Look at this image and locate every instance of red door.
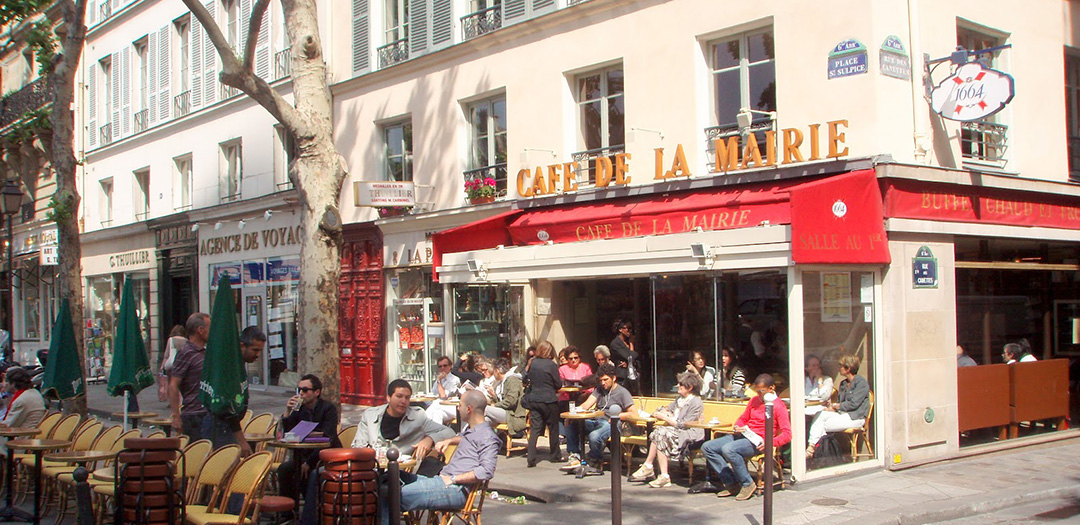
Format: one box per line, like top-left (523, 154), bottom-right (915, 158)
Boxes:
top-left (339, 226), bottom-right (385, 406)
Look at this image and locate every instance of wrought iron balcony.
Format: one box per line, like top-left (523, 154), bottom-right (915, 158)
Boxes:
top-left (462, 5), bottom-right (502, 40)
top-left (463, 164), bottom-right (508, 200)
top-left (274, 49), bottom-right (291, 80)
top-left (571, 145), bottom-right (625, 187)
top-left (133, 108), bottom-right (149, 133)
top-left (568, 0), bottom-right (589, 5)
top-left (378, 38), bottom-right (409, 69)
top-left (704, 118), bottom-right (775, 173)
top-left (135, 211), bottom-right (149, 221)
top-left (220, 83), bottom-right (239, 100)
top-left (98, 123), bottom-right (112, 145)
top-left (0, 77), bottom-right (52, 130)
top-left (961, 120), bottom-right (1008, 163)
top-left (174, 90), bottom-right (191, 118)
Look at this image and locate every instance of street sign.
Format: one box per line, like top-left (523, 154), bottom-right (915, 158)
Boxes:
top-left (41, 246), bottom-right (58, 266)
top-left (912, 246), bottom-right (938, 288)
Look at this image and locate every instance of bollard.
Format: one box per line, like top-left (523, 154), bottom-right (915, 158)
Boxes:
top-left (387, 448), bottom-right (401, 525)
top-left (763, 393), bottom-right (776, 525)
top-left (73, 466), bottom-right (94, 525)
top-left (611, 416), bottom-right (622, 525)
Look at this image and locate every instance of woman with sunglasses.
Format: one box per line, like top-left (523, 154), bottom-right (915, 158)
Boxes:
top-left (279, 374), bottom-right (341, 505)
top-left (558, 346), bottom-right (594, 402)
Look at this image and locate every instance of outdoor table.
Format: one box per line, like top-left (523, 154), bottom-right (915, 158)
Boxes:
top-left (0, 427), bottom-right (40, 522)
top-left (8, 439), bottom-right (70, 525)
top-left (560, 410), bottom-right (604, 478)
top-left (91, 468), bottom-right (115, 483)
top-left (683, 420), bottom-right (734, 440)
top-left (557, 386), bottom-right (581, 394)
top-left (143, 417), bottom-right (174, 436)
top-left (44, 450), bottom-right (117, 468)
top-left (268, 440), bottom-right (332, 514)
top-left (410, 395), bottom-right (438, 405)
top-left (111, 411), bottom-right (159, 430)
top-left (441, 399), bottom-right (462, 432)
top-left (378, 456), bottom-right (418, 471)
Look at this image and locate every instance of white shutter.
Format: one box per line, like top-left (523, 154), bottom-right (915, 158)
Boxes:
top-left (88, 62), bottom-right (98, 148)
top-left (191, 14), bottom-right (203, 108)
top-left (530, 0), bottom-right (555, 16)
top-left (148, 30), bottom-right (158, 124)
top-left (121, 46), bottom-right (131, 136)
top-left (239, 0), bottom-right (252, 58)
top-left (502, 0), bottom-right (525, 24)
top-left (157, 25), bottom-right (170, 121)
top-left (87, 0), bottom-right (96, 26)
top-left (111, 52), bottom-right (121, 138)
top-left (254, 3), bottom-right (270, 79)
top-left (203, 1), bottom-right (217, 106)
top-left (351, 0), bottom-right (370, 75)
top-left (431, 0), bottom-right (452, 50)
top-left (408, 0), bottom-right (428, 57)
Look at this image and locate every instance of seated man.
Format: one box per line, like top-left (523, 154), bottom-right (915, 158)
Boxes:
top-left (426, 357), bottom-right (492, 425)
top-left (699, 373), bottom-right (791, 501)
top-left (560, 363), bottom-right (634, 476)
top-left (380, 390), bottom-right (500, 525)
top-left (483, 358), bottom-right (527, 436)
top-left (278, 374), bottom-right (341, 504)
top-left (432, 356), bottom-right (461, 399)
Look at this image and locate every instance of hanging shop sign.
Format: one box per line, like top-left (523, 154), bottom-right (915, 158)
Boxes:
top-left (883, 179), bottom-right (1080, 230)
top-left (353, 181), bottom-right (416, 207)
top-left (930, 62), bottom-right (1015, 121)
top-left (515, 120), bottom-right (851, 197)
top-left (828, 39), bottom-right (868, 79)
top-left (40, 246), bottom-right (58, 266)
top-left (879, 35), bottom-right (911, 80)
top-left (912, 246), bottom-right (938, 289)
top-left (14, 228), bottom-right (57, 255)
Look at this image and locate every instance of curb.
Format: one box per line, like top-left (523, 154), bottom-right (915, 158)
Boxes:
top-left (843, 482), bottom-right (1080, 525)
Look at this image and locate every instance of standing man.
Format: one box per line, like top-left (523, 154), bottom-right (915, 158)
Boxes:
top-left (169, 313), bottom-right (210, 438)
top-left (278, 374), bottom-right (340, 506)
top-left (560, 363), bottom-right (634, 476)
top-left (203, 325), bottom-right (266, 455)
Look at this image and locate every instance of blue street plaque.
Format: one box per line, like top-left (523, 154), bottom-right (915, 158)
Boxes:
top-left (913, 246), bottom-right (938, 288)
top-left (828, 39), bottom-right (868, 79)
top-left (879, 35), bottom-right (911, 80)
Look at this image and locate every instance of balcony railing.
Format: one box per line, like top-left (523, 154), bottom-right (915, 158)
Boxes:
top-left (463, 164), bottom-right (508, 200)
top-left (220, 84), bottom-right (239, 100)
top-left (135, 211), bottom-right (149, 221)
top-left (378, 38), bottom-right (409, 69)
top-left (99, 1), bottom-right (112, 21)
top-left (133, 108), bottom-right (149, 133)
top-left (462, 5), bottom-right (502, 40)
top-left (961, 120), bottom-right (1008, 164)
top-left (571, 145), bottom-right (625, 187)
top-left (567, 0), bottom-right (589, 5)
top-left (0, 76), bottom-right (52, 129)
top-left (98, 123), bottom-right (112, 145)
top-left (704, 117), bottom-right (775, 173)
top-left (174, 90), bottom-right (191, 118)
top-left (274, 49), bottom-right (291, 80)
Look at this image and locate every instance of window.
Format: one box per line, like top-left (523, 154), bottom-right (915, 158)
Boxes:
top-left (383, 120), bottom-right (413, 182)
top-left (957, 25), bottom-right (1007, 164)
top-left (134, 169), bottom-right (150, 220)
top-left (711, 29), bottom-right (775, 127)
top-left (225, 0), bottom-right (239, 49)
top-left (100, 178), bottom-right (114, 227)
top-left (175, 17), bottom-right (191, 116)
top-left (573, 65), bottom-right (624, 185)
top-left (134, 38), bottom-right (150, 132)
top-left (462, 0), bottom-right (502, 40)
top-left (465, 96), bottom-right (507, 197)
top-left (385, 0), bottom-right (408, 43)
top-left (220, 140), bottom-right (243, 201)
top-left (174, 155), bottom-right (192, 210)
top-left (273, 125), bottom-right (296, 190)
top-left (1067, 53), bottom-right (1080, 181)
top-left (100, 57), bottom-right (113, 144)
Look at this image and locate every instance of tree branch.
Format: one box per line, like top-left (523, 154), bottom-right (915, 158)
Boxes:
top-left (242, 0), bottom-right (269, 73)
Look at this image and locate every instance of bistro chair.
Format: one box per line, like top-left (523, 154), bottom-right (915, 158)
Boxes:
top-left (243, 413), bottom-right (275, 435)
top-left (50, 424), bottom-right (123, 521)
top-left (751, 447), bottom-right (785, 495)
top-left (840, 390), bottom-right (874, 462)
top-left (184, 451), bottom-right (273, 525)
top-left (337, 424), bottom-right (358, 448)
top-left (239, 410), bottom-right (254, 430)
top-left (185, 445), bottom-right (241, 506)
top-left (145, 430), bottom-right (167, 439)
top-left (33, 411), bottom-right (63, 439)
top-left (424, 480), bottom-right (490, 525)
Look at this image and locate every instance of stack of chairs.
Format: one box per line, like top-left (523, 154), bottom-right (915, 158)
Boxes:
top-left (116, 437), bottom-right (185, 524)
top-left (318, 448), bottom-right (378, 525)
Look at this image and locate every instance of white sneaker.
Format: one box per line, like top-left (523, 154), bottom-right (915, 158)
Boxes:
top-left (559, 454), bottom-right (582, 472)
top-left (629, 464), bottom-right (654, 482)
top-left (648, 474), bottom-right (671, 488)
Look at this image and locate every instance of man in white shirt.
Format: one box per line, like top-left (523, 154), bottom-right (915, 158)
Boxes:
top-left (432, 356), bottom-right (461, 399)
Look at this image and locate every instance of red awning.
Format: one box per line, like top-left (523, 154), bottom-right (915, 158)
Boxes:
top-left (789, 169), bottom-right (891, 264)
top-left (883, 178), bottom-right (1080, 230)
top-left (431, 210), bottom-right (521, 281)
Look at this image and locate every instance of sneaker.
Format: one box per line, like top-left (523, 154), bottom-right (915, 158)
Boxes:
top-left (629, 464), bottom-right (654, 482)
top-left (687, 481), bottom-right (721, 494)
top-left (582, 462), bottom-right (604, 476)
top-left (735, 484), bottom-right (757, 501)
top-left (648, 474), bottom-right (671, 488)
top-left (559, 454), bottom-right (582, 472)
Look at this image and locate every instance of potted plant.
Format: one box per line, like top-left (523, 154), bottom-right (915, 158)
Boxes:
top-left (465, 177), bottom-right (497, 205)
top-left (378, 206), bottom-right (412, 218)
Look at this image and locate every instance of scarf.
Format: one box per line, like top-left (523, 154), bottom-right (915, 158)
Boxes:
top-left (3, 388), bottom-right (27, 423)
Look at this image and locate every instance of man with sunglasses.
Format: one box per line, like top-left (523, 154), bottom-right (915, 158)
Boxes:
top-left (433, 356), bottom-right (461, 400)
top-left (279, 374), bottom-right (341, 506)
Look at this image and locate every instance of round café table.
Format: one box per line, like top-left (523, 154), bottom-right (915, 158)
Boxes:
top-left (91, 468), bottom-right (115, 483)
top-left (8, 439), bottom-right (71, 525)
top-left (143, 417), bottom-right (175, 437)
top-left (0, 427), bottom-right (40, 522)
top-left (111, 412), bottom-right (159, 431)
top-left (410, 395), bottom-right (438, 406)
top-left (560, 410), bottom-right (604, 478)
top-left (268, 440), bottom-right (332, 514)
top-left (244, 433), bottom-right (275, 451)
top-left (684, 420), bottom-right (734, 440)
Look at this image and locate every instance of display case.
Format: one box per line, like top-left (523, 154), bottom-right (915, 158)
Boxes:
top-left (394, 297), bottom-right (444, 394)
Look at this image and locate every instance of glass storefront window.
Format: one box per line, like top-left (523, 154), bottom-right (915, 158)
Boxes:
top-left (452, 284), bottom-right (525, 363)
top-left (391, 268), bottom-right (443, 394)
top-left (652, 275), bottom-right (717, 396)
top-left (86, 272), bottom-right (152, 380)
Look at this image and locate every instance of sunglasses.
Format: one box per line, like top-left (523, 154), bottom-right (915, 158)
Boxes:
top-left (568, 356), bottom-right (580, 361)
top-left (296, 387), bottom-right (314, 394)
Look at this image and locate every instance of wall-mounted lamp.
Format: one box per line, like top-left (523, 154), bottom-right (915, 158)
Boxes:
top-left (237, 220), bottom-right (246, 230)
top-left (214, 222), bottom-right (223, 231)
top-left (264, 210), bottom-right (274, 221)
top-left (690, 242), bottom-right (714, 267)
top-left (191, 223), bottom-right (200, 232)
top-left (467, 259), bottom-right (487, 280)
top-left (736, 107), bottom-right (777, 131)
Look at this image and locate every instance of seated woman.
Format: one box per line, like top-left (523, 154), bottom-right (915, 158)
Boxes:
top-left (719, 347), bottom-right (747, 397)
top-left (806, 354), bottom-right (870, 458)
top-left (685, 350), bottom-right (717, 398)
top-left (558, 346), bottom-right (593, 402)
top-left (0, 367), bottom-right (46, 428)
top-left (628, 372), bottom-right (704, 487)
top-left (804, 354), bottom-right (834, 417)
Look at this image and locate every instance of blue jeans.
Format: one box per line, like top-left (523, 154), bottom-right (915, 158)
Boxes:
top-left (380, 472), bottom-right (467, 525)
top-left (201, 415), bottom-right (242, 513)
top-left (562, 418), bottom-right (610, 460)
top-left (701, 434), bottom-right (757, 487)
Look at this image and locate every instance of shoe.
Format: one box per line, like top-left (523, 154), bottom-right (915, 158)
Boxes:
top-left (806, 444), bottom-right (816, 458)
top-left (629, 464), bottom-right (654, 482)
top-left (687, 481), bottom-right (721, 494)
top-left (582, 462), bottom-right (604, 477)
top-left (735, 484), bottom-right (756, 501)
top-left (527, 458), bottom-right (538, 468)
top-left (549, 454), bottom-right (564, 463)
top-left (648, 474), bottom-right (671, 488)
top-left (716, 484), bottom-right (739, 497)
top-left (559, 454), bottom-right (582, 472)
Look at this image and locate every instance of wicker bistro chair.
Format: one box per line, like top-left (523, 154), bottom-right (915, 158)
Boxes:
top-left (750, 447), bottom-right (785, 495)
top-left (177, 439), bottom-right (214, 487)
top-left (239, 410), bottom-right (254, 431)
top-left (89, 429), bottom-right (141, 525)
top-left (145, 430), bottom-right (168, 439)
top-left (337, 425), bottom-right (359, 449)
top-left (838, 391), bottom-right (874, 463)
top-left (33, 420), bottom-right (101, 512)
top-left (48, 424), bottom-right (122, 520)
top-left (185, 445), bottom-right (242, 506)
top-left (244, 414), bottom-right (275, 435)
top-left (33, 411), bottom-right (63, 439)
top-left (184, 451), bottom-right (273, 525)
top-left (424, 480), bottom-right (490, 525)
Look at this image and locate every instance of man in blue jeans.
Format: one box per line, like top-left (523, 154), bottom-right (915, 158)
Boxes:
top-left (559, 363), bottom-right (634, 476)
top-left (700, 374), bottom-right (790, 501)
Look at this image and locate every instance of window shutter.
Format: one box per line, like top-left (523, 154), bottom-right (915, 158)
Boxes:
top-left (502, 0), bottom-right (525, 24)
top-left (530, 0), bottom-right (555, 16)
top-left (239, 0), bottom-right (252, 59)
top-left (203, 1), bottom-right (217, 106)
top-left (255, 3), bottom-right (270, 79)
top-left (87, 0), bottom-right (96, 26)
top-left (351, 0), bottom-right (369, 75)
top-left (88, 62), bottom-right (98, 148)
top-left (111, 52), bottom-right (121, 138)
top-left (148, 30), bottom-right (158, 124)
top-left (157, 25), bottom-right (170, 121)
top-left (431, 0), bottom-right (452, 49)
top-left (121, 46), bottom-right (131, 136)
top-left (409, 0), bottom-right (429, 57)
top-left (219, 147), bottom-right (229, 200)
top-left (191, 14), bottom-right (204, 108)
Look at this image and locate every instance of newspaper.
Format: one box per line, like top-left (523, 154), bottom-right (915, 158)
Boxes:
top-left (741, 428), bottom-right (764, 447)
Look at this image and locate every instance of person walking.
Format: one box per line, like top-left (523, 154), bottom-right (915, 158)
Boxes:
top-left (168, 313), bottom-right (210, 438)
top-left (523, 341), bottom-right (562, 467)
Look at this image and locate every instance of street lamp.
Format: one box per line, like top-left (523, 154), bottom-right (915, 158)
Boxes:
top-left (0, 180), bottom-right (24, 363)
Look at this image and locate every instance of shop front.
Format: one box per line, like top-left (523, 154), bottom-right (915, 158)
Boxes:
top-left (151, 219), bottom-right (200, 368)
top-left (82, 232), bottom-right (157, 381)
top-left (198, 210), bottom-right (302, 390)
top-left (9, 226), bottom-right (59, 365)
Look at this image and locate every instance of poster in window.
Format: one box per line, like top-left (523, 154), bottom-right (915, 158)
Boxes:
top-left (1053, 300), bottom-right (1080, 356)
top-left (821, 272), bottom-right (852, 323)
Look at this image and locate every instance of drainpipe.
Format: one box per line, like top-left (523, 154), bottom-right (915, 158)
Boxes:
top-left (908, 0), bottom-right (932, 163)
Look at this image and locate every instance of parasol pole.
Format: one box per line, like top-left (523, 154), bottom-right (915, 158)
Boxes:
top-left (123, 390), bottom-right (130, 431)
